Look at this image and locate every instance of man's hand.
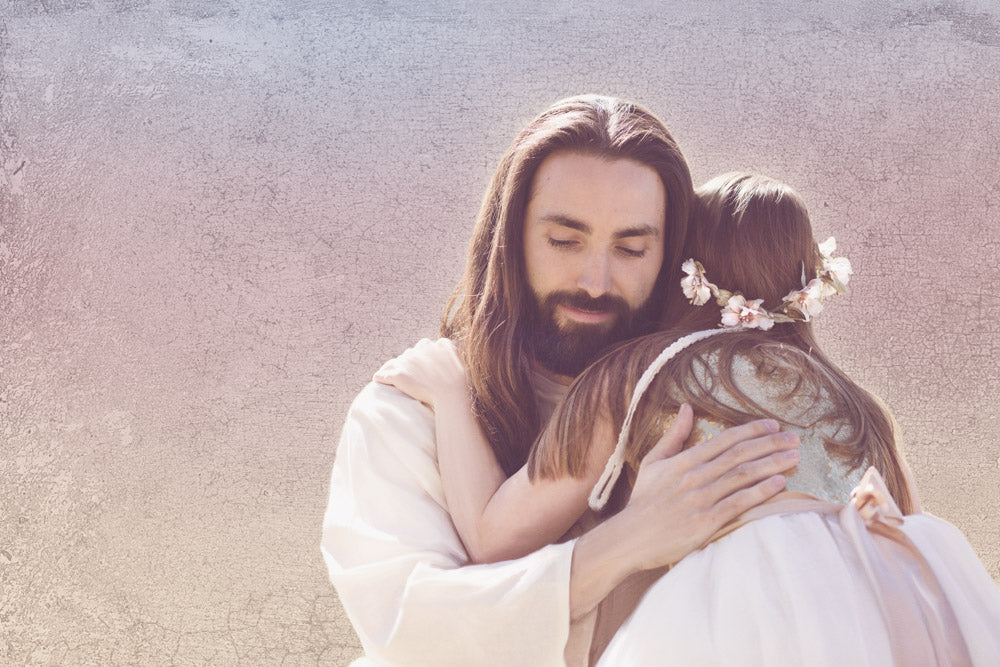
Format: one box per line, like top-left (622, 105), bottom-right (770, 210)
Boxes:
top-left (570, 405), bottom-right (799, 618)
top-left (373, 338), bottom-right (468, 408)
top-left (623, 403), bottom-right (799, 570)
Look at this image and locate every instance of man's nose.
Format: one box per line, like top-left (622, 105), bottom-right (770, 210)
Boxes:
top-left (577, 251), bottom-right (612, 298)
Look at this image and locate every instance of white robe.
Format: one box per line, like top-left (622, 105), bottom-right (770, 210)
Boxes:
top-left (322, 380), bottom-right (581, 666)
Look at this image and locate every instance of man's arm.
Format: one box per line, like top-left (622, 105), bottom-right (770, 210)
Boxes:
top-left (322, 382), bottom-right (576, 666)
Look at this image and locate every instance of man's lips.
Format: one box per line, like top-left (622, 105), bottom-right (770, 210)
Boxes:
top-left (557, 303), bottom-right (615, 324)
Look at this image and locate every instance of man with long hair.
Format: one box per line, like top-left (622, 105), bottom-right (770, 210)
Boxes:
top-left (322, 96), bottom-right (799, 665)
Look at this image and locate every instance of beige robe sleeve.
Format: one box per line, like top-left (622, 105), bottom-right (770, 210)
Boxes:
top-left (322, 382), bottom-right (576, 666)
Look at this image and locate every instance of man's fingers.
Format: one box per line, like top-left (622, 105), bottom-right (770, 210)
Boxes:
top-left (683, 418), bottom-right (783, 465)
top-left (708, 430), bottom-right (800, 470)
top-left (709, 474), bottom-right (788, 527)
top-left (641, 403), bottom-right (694, 464)
top-left (704, 447), bottom-right (800, 502)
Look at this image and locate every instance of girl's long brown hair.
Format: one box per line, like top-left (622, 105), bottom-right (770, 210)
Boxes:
top-left (528, 173), bottom-right (914, 514)
top-left (441, 95), bottom-right (693, 476)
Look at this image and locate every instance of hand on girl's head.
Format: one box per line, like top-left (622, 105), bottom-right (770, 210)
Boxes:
top-left (641, 403), bottom-right (695, 464)
top-left (618, 413), bottom-right (799, 569)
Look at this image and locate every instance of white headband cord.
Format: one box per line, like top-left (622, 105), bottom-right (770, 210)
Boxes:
top-left (587, 328), bottom-right (734, 511)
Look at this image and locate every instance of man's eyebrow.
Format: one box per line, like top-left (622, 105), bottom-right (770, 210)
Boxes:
top-left (538, 215), bottom-right (661, 240)
top-left (539, 214), bottom-right (591, 233)
top-left (613, 224), bottom-right (661, 240)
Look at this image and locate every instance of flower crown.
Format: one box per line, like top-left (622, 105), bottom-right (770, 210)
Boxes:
top-left (680, 237), bottom-right (853, 330)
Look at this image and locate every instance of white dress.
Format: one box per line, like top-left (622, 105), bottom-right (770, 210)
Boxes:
top-left (598, 479), bottom-right (1000, 666)
top-left (593, 333), bottom-right (1000, 666)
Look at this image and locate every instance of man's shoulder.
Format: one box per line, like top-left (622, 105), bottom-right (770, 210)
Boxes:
top-left (338, 380), bottom-right (443, 501)
top-left (353, 337), bottom-right (456, 399)
top-left (385, 337), bottom-right (460, 364)
top-left (347, 380), bottom-right (430, 429)
top-left (340, 336), bottom-right (462, 448)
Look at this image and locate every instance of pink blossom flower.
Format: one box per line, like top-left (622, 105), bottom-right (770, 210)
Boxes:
top-left (783, 278), bottom-right (826, 321)
top-left (720, 295), bottom-right (774, 330)
top-left (681, 259), bottom-right (715, 306)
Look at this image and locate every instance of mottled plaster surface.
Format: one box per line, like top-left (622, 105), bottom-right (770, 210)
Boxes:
top-left (1, 0), bottom-right (998, 664)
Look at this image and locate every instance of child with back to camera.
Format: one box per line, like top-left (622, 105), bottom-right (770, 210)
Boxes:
top-left (377, 172), bottom-right (1000, 665)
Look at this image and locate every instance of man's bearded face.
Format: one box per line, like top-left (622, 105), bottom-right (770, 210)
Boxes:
top-left (520, 151), bottom-right (668, 377)
top-left (527, 288), bottom-right (658, 377)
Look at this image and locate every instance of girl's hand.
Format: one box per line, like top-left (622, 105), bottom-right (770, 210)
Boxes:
top-left (373, 338), bottom-right (468, 408)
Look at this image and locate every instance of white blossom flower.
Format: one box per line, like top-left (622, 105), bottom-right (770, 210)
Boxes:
top-left (684, 243), bottom-right (852, 329)
top-left (783, 278), bottom-right (825, 321)
top-left (817, 236), bottom-right (838, 259)
top-left (720, 295), bottom-right (774, 330)
top-left (824, 256), bottom-right (853, 287)
top-left (818, 236), bottom-right (853, 293)
top-left (681, 259), bottom-right (715, 306)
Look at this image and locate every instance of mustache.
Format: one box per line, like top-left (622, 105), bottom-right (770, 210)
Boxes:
top-left (549, 290), bottom-right (630, 315)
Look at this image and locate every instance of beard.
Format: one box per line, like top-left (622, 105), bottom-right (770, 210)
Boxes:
top-left (527, 289), bottom-right (659, 377)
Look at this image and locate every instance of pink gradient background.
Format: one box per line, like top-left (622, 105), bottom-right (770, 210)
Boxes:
top-left (3, 1), bottom-right (999, 663)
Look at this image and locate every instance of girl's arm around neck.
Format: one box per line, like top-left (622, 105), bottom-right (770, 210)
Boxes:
top-left (433, 394), bottom-right (613, 564)
top-left (373, 337), bottom-right (610, 564)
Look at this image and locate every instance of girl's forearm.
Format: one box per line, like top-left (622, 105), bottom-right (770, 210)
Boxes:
top-left (434, 395), bottom-right (597, 563)
top-left (433, 396), bottom-right (507, 559)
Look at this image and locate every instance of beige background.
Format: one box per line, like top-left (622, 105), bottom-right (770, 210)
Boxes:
top-left (2, 0), bottom-right (999, 664)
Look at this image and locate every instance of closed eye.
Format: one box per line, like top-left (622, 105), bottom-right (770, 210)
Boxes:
top-left (547, 238), bottom-right (577, 250)
top-left (617, 246), bottom-right (646, 258)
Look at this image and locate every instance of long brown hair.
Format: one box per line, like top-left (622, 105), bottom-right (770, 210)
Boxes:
top-left (441, 95), bottom-right (694, 476)
top-left (529, 173), bottom-right (914, 513)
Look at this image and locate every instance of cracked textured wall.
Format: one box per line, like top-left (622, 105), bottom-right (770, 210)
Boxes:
top-left (2, 0), bottom-right (999, 664)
